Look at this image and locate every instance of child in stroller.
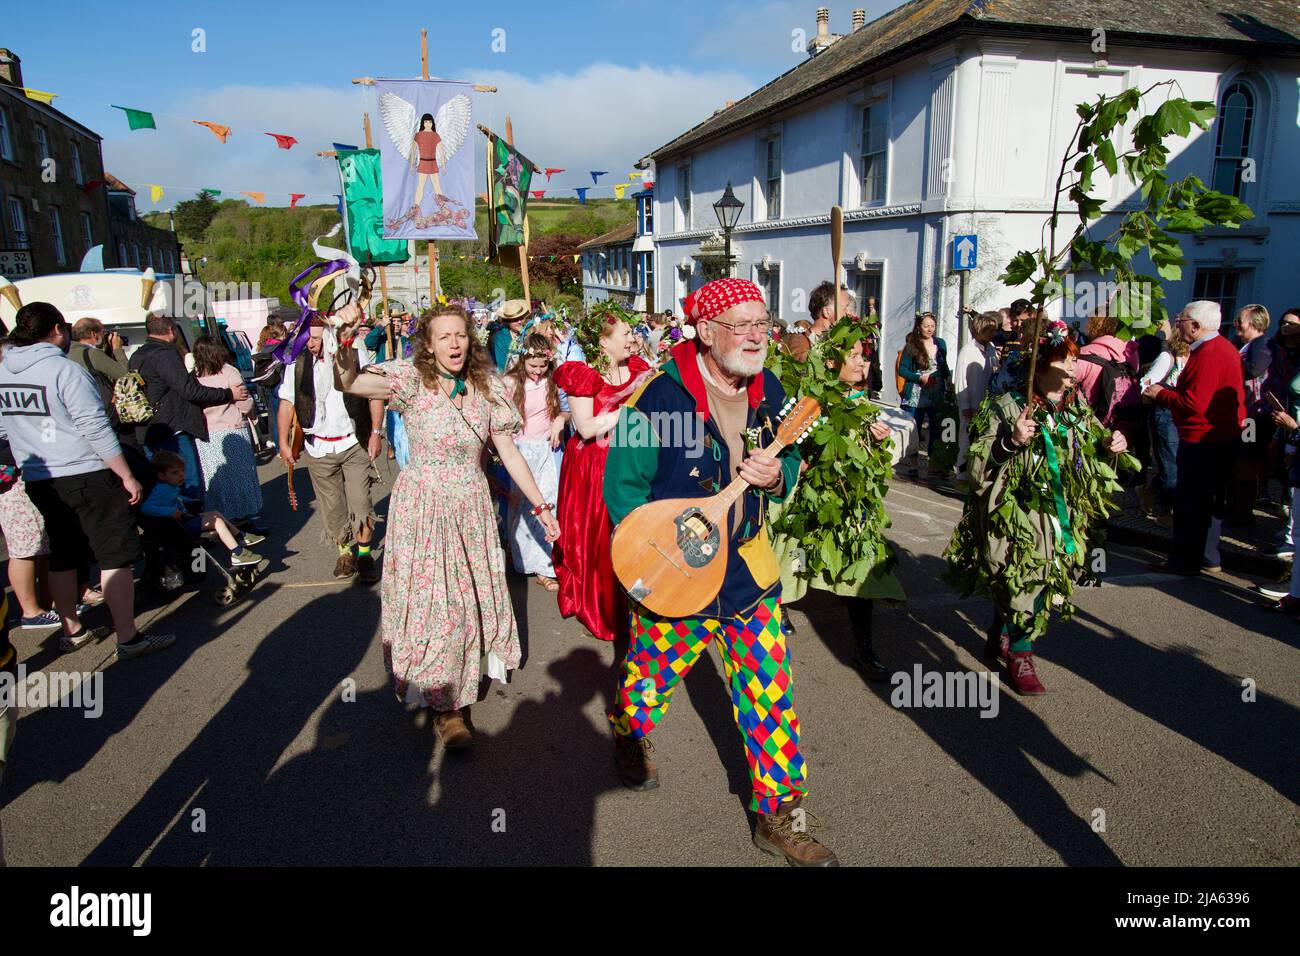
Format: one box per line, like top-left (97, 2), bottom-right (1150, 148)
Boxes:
top-left (141, 451), bottom-right (264, 565)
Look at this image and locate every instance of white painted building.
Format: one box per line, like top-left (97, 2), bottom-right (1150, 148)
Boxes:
top-left (644, 0), bottom-right (1300, 402)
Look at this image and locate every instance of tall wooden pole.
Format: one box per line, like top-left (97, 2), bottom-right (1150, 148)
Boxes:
top-left (421, 28), bottom-right (438, 311)
top-left (505, 115), bottom-right (531, 303)
top-left (362, 112), bottom-right (396, 358)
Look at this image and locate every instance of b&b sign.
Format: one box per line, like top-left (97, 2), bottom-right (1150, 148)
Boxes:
top-left (0, 250), bottom-right (33, 281)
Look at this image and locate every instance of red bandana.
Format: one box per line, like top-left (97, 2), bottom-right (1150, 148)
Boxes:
top-left (681, 278), bottom-right (766, 326)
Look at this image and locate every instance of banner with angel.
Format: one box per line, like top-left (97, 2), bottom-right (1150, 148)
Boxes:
top-left (376, 79), bottom-right (476, 240)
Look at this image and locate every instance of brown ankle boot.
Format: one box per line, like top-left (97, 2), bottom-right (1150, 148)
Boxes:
top-left (753, 796), bottom-right (839, 867)
top-left (433, 709), bottom-right (474, 749)
top-left (613, 733), bottom-right (659, 791)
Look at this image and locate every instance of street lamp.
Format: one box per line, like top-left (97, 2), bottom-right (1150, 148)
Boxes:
top-left (713, 182), bottom-right (744, 278)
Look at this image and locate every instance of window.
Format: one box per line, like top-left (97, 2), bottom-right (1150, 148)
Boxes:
top-left (117, 241), bottom-right (127, 267)
top-left (80, 212), bottom-right (93, 249)
top-left (71, 141), bottom-right (84, 186)
top-left (165, 249), bottom-right (174, 272)
top-left (0, 107), bottom-right (13, 161)
top-left (764, 136), bottom-right (782, 219)
top-left (50, 206), bottom-right (66, 266)
top-left (854, 270), bottom-right (882, 321)
top-left (35, 126), bottom-right (50, 164)
top-left (861, 102), bottom-right (888, 204)
top-left (146, 246), bottom-right (154, 269)
top-left (759, 265), bottom-right (781, 320)
top-left (678, 163), bottom-right (692, 230)
top-left (6, 197), bottom-right (28, 246)
top-left (131, 244), bottom-right (140, 267)
top-left (644, 197), bottom-right (654, 234)
top-left (1193, 268), bottom-right (1243, 332)
top-left (1212, 81), bottom-right (1255, 199)
top-left (643, 252), bottom-right (654, 300)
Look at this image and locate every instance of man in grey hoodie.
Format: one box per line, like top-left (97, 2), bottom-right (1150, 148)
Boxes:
top-left (0, 302), bottom-right (174, 661)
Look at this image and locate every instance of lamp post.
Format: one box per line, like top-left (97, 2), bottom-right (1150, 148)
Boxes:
top-left (713, 181), bottom-right (744, 278)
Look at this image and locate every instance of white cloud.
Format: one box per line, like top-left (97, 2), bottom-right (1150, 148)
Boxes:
top-left (102, 63), bottom-right (756, 210)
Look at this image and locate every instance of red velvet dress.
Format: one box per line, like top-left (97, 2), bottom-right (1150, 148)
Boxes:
top-left (552, 356), bottom-right (652, 641)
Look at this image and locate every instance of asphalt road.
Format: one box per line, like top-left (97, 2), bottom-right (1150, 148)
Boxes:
top-left (2, 455), bottom-right (1296, 866)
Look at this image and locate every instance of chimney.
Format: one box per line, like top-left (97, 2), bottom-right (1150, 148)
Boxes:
top-left (852, 8), bottom-right (866, 31)
top-left (816, 7), bottom-right (830, 38)
top-left (0, 49), bottom-right (22, 89)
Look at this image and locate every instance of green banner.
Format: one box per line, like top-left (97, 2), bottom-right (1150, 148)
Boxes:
top-left (488, 135), bottom-right (534, 257)
top-left (336, 149), bottom-right (409, 266)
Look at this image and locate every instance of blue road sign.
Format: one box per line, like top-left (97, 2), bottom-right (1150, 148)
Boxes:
top-left (952, 235), bottom-right (978, 271)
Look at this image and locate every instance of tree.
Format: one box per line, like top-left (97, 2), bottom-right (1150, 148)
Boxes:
top-left (173, 192), bottom-right (220, 242)
top-left (526, 233), bottom-right (583, 290)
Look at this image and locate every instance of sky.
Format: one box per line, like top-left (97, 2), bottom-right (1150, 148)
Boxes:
top-left (5, 0), bottom-right (897, 212)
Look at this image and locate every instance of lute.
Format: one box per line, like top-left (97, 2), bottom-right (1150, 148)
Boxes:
top-left (611, 396), bottom-right (822, 618)
top-left (286, 410), bottom-right (305, 511)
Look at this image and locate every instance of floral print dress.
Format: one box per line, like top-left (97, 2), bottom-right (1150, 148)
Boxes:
top-left (376, 361), bottom-right (522, 711)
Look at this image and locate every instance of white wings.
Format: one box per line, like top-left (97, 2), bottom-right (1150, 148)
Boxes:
top-left (378, 91), bottom-right (418, 162)
top-left (434, 93), bottom-right (472, 166)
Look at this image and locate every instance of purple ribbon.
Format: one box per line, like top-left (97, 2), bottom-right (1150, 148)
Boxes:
top-left (272, 259), bottom-right (351, 365)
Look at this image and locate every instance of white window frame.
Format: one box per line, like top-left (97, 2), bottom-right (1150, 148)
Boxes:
top-left (851, 86), bottom-right (891, 207)
top-left (1211, 79), bottom-right (1258, 202)
top-left (753, 260), bottom-right (782, 321)
top-left (35, 125), bottom-right (50, 164)
top-left (71, 141), bottom-right (84, 185)
top-left (677, 162), bottom-right (692, 231)
top-left (644, 195), bottom-right (654, 234)
top-left (6, 196), bottom-right (28, 246)
top-left (758, 133), bottom-right (783, 221)
top-left (80, 211), bottom-right (93, 249)
top-left (50, 206), bottom-right (66, 266)
top-left (0, 107), bottom-right (13, 162)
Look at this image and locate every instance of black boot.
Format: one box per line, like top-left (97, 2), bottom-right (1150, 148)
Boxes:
top-left (847, 597), bottom-right (888, 681)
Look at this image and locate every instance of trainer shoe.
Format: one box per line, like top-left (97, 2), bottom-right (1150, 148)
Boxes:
top-left (1007, 651), bottom-right (1047, 696)
top-left (1255, 584), bottom-right (1290, 600)
top-left (18, 610), bottom-right (61, 631)
top-left (116, 633), bottom-right (177, 661)
top-left (60, 625), bottom-right (111, 652)
top-left (1273, 548), bottom-right (1295, 560)
top-left (241, 533), bottom-right (267, 548)
top-left (231, 550), bottom-right (262, 568)
top-left (614, 733), bottom-right (659, 791)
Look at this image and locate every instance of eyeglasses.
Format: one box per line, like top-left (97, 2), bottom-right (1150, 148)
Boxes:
top-left (709, 318), bottom-right (774, 336)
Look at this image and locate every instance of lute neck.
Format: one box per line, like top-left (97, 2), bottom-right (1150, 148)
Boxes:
top-left (701, 436), bottom-right (788, 523)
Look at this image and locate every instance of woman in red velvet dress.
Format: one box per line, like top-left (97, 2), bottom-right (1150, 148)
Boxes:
top-left (553, 306), bottom-right (652, 641)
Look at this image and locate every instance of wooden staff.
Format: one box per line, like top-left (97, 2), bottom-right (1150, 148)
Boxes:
top-left (421, 28), bottom-right (439, 310)
top-left (506, 116), bottom-right (531, 303)
top-left (831, 206), bottom-right (843, 324)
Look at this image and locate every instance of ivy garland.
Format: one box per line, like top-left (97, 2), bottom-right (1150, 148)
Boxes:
top-left (943, 391), bottom-right (1140, 639)
top-left (767, 319), bottom-right (898, 586)
top-left (576, 300), bottom-right (636, 374)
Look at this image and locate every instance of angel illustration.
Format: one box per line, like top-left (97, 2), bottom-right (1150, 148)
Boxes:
top-left (379, 91), bottom-right (472, 218)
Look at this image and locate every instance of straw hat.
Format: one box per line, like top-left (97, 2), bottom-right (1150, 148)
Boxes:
top-left (499, 299), bottom-right (531, 322)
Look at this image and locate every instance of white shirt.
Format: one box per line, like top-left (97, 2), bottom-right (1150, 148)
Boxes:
top-left (955, 338), bottom-right (997, 413)
top-left (1189, 330), bottom-right (1219, 352)
top-left (278, 356), bottom-right (359, 458)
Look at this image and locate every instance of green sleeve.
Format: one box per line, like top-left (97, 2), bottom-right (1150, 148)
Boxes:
top-left (767, 442), bottom-right (802, 504)
top-left (603, 407), bottom-right (661, 526)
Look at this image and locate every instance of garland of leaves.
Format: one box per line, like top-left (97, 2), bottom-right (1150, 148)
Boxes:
top-left (575, 300), bottom-right (635, 374)
top-left (943, 391), bottom-right (1139, 639)
top-left (767, 318), bottom-right (897, 585)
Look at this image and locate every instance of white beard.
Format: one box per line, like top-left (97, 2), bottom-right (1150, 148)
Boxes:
top-left (716, 342), bottom-right (766, 379)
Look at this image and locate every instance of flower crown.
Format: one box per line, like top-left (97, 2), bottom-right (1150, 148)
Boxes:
top-left (576, 301), bottom-right (636, 372)
top-left (1039, 319), bottom-right (1069, 348)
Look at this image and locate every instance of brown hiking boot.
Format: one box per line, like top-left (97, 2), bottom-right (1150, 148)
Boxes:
top-left (613, 733), bottom-right (659, 791)
top-left (1007, 651), bottom-right (1047, 696)
top-left (333, 552), bottom-right (357, 579)
top-left (356, 553), bottom-right (379, 584)
top-left (433, 709), bottom-right (474, 749)
top-left (753, 795), bottom-right (839, 867)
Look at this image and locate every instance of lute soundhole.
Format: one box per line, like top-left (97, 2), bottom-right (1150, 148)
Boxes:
top-left (674, 508), bottom-right (721, 569)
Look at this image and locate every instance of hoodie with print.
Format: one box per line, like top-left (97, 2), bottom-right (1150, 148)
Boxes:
top-left (0, 342), bottom-right (122, 480)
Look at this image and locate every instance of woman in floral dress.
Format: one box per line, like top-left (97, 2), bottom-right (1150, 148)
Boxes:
top-left (347, 305), bottom-right (559, 749)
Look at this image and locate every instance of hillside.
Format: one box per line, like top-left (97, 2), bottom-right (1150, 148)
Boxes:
top-left (146, 195), bottom-right (634, 311)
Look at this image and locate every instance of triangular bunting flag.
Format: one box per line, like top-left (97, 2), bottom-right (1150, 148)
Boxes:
top-left (544, 168), bottom-right (565, 182)
top-left (643, 181), bottom-right (655, 190)
top-left (613, 184), bottom-right (630, 199)
top-left (201, 188), bottom-right (222, 197)
top-left (590, 171), bottom-right (607, 184)
top-left (573, 255), bottom-right (580, 263)
top-left (575, 187), bottom-right (589, 204)
top-left (241, 191), bottom-right (265, 204)
top-left (147, 184), bottom-right (164, 203)
top-left (333, 143), bottom-right (358, 152)
top-left (530, 190), bottom-right (546, 199)
top-left (23, 88), bottom-right (58, 106)
top-left (335, 194), bottom-right (344, 217)
top-left (194, 121), bottom-right (232, 143)
top-left (112, 106), bottom-right (156, 131)
top-left (289, 193), bottom-right (307, 208)
top-left (266, 133), bottom-right (298, 150)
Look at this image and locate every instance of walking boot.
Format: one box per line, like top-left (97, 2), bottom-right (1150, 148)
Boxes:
top-left (983, 628), bottom-right (1010, 665)
top-left (1006, 651), bottom-right (1046, 695)
top-left (613, 733), bottom-right (659, 791)
top-left (753, 795), bottom-right (839, 867)
top-left (851, 633), bottom-right (889, 682)
top-left (333, 551), bottom-right (358, 579)
top-left (433, 709), bottom-right (474, 749)
top-left (356, 553), bottom-right (380, 585)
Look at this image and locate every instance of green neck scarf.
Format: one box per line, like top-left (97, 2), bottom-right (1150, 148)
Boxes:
top-left (439, 368), bottom-right (466, 399)
top-left (1038, 413), bottom-right (1077, 557)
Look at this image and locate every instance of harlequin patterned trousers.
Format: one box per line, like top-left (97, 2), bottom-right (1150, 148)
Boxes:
top-left (608, 598), bottom-right (807, 814)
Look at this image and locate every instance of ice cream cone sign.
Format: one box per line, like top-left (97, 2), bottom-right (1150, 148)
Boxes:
top-left (0, 276), bottom-right (20, 312)
top-left (140, 268), bottom-right (158, 310)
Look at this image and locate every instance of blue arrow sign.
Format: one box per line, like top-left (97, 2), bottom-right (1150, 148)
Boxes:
top-left (952, 234), bottom-right (977, 271)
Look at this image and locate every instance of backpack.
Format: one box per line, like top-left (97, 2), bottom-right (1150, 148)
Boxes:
top-left (77, 348), bottom-right (123, 429)
top-left (113, 371), bottom-right (154, 424)
top-left (1078, 353), bottom-right (1140, 427)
